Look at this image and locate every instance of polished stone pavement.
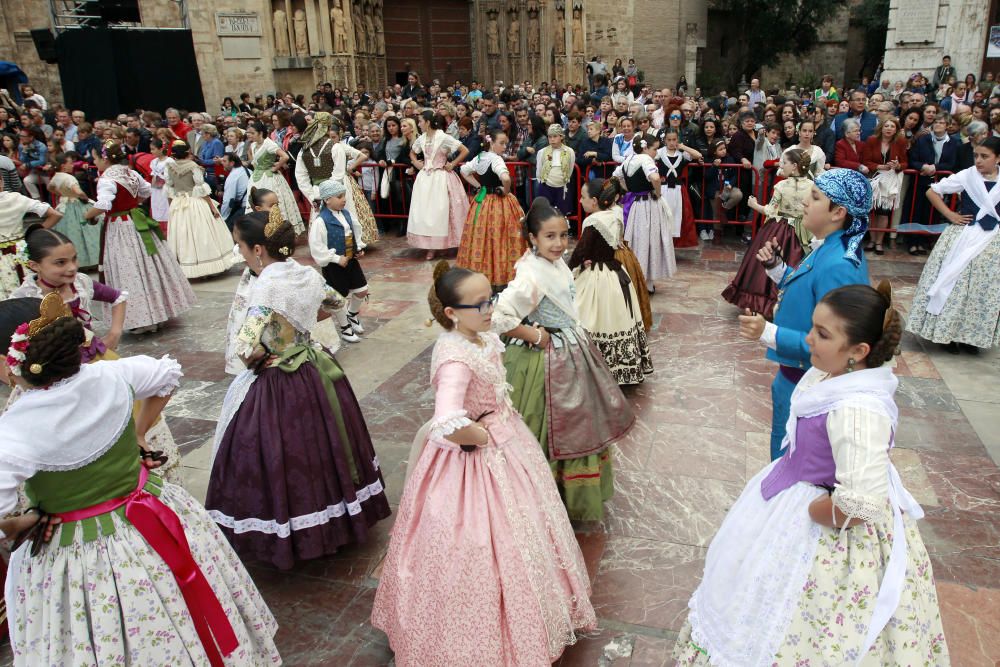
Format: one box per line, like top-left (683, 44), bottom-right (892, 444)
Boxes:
top-left (6, 236), bottom-right (1000, 666)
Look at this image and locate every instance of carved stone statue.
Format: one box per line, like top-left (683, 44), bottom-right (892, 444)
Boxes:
top-left (353, 2), bottom-right (364, 52)
top-left (527, 11), bottom-right (540, 54)
top-left (486, 14), bottom-right (501, 55)
top-left (293, 9), bottom-right (309, 55)
top-left (554, 9), bottom-right (565, 55)
top-left (507, 13), bottom-right (520, 55)
top-left (331, 0), bottom-right (348, 53)
top-left (374, 10), bottom-right (385, 56)
top-left (364, 6), bottom-right (376, 55)
top-left (273, 9), bottom-right (290, 57)
top-left (572, 7), bottom-right (583, 54)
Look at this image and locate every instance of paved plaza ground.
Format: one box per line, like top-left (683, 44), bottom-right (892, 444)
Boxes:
top-left (4, 236), bottom-right (999, 666)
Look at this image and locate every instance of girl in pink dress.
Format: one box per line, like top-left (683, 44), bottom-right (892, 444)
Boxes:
top-left (406, 111), bottom-right (470, 260)
top-left (371, 261), bottom-right (596, 666)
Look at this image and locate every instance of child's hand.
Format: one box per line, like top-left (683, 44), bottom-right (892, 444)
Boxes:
top-left (748, 195), bottom-right (758, 208)
top-left (738, 309), bottom-right (766, 340)
top-left (338, 256), bottom-right (349, 267)
top-left (102, 330), bottom-right (121, 351)
top-left (756, 236), bottom-right (780, 267)
top-left (357, 250), bottom-right (365, 258)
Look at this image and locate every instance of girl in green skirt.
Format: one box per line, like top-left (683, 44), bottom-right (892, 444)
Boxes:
top-left (492, 197), bottom-right (635, 522)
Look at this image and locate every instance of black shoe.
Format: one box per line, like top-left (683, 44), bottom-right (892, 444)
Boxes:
top-left (940, 342), bottom-right (961, 355)
top-left (959, 343), bottom-right (980, 355)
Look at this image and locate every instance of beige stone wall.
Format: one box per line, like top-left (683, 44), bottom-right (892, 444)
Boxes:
top-left (186, 0), bottom-right (278, 109)
top-left (882, 0), bottom-right (990, 84)
top-left (0, 0), bottom-right (64, 105)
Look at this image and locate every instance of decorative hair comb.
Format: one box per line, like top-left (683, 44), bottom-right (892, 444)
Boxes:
top-left (6, 293), bottom-right (72, 377)
top-left (264, 205), bottom-right (284, 239)
top-left (171, 139), bottom-right (188, 148)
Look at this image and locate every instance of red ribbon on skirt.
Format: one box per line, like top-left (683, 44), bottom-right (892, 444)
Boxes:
top-left (56, 466), bottom-right (240, 667)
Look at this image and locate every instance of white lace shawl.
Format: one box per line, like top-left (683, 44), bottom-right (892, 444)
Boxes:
top-left (0, 356), bottom-right (181, 515)
top-left (246, 259), bottom-right (326, 334)
top-left (491, 251), bottom-right (579, 334)
top-left (102, 163), bottom-right (144, 197)
top-left (582, 207), bottom-right (624, 249)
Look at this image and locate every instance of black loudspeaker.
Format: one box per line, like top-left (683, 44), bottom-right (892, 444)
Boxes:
top-left (30, 29), bottom-right (58, 64)
top-left (98, 0), bottom-right (140, 23)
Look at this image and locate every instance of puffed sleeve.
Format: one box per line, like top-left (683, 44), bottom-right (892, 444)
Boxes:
top-left (234, 305), bottom-right (274, 359)
top-left (0, 458), bottom-right (36, 525)
top-left (411, 135), bottom-right (425, 156)
top-left (93, 178), bottom-right (117, 211)
top-left (440, 133), bottom-right (461, 153)
top-left (428, 361), bottom-right (474, 439)
top-left (761, 181), bottom-right (785, 220)
top-left (491, 271), bottom-right (542, 334)
top-left (828, 406), bottom-right (892, 523)
top-left (191, 164), bottom-right (211, 197)
top-left (103, 354), bottom-right (184, 399)
top-left (91, 279), bottom-right (126, 306)
top-left (930, 169), bottom-right (967, 196)
top-left (491, 153), bottom-right (509, 178)
top-left (459, 159), bottom-right (476, 177)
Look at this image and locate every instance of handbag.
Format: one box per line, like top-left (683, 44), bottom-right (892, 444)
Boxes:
top-left (379, 167), bottom-right (391, 199)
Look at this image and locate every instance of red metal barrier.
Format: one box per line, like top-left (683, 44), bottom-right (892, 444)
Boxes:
top-left (865, 168), bottom-right (958, 235)
top-left (684, 162), bottom-right (761, 235)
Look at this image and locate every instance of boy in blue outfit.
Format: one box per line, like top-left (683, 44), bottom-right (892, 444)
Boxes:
top-left (308, 179), bottom-right (368, 343)
top-left (739, 169), bottom-right (873, 460)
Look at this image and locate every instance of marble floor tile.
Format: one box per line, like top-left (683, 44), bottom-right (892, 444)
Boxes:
top-left (601, 471), bottom-right (742, 546)
top-left (590, 535), bottom-right (706, 632)
top-left (935, 582), bottom-right (1000, 667)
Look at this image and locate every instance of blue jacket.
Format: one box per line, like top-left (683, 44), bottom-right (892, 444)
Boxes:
top-left (908, 132), bottom-right (958, 174)
top-left (198, 137), bottom-right (225, 169)
top-left (768, 229), bottom-right (870, 369)
top-left (319, 206), bottom-right (358, 256)
top-left (832, 111), bottom-right (878, 141)
top-left (18, 140), bottom-right (47, 169)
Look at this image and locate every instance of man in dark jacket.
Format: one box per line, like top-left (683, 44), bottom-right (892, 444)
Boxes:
top-left (906, 115), bottom-right (961, 253)
top-left (832, 91), bottom-right (877, 140)
top-left (727, 112), bottom-right (758, 231)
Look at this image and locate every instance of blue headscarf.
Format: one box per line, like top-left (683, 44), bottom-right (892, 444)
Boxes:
top-left (815, 168), bottom-right (872, 266)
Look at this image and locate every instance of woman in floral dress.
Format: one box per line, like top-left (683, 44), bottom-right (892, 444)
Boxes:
top-left (674, 283), bottom-right (949, 666)
top-left (0, 293), bottom-right (280, 666)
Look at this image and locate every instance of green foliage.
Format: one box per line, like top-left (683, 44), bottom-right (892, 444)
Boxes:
top-left (714, 0), bottom-right (850, 85)
top-left (852, 0), bottom-right (891, 77)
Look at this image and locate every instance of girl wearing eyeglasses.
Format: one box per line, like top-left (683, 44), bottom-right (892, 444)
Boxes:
top-left (373, 261), bottom-right (598, 665)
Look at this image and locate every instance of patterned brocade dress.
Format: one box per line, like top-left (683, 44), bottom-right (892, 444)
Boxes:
top-left (456, 151), bottom-right (526, 286)
top-left (371, 331), bottom-right (597, 666)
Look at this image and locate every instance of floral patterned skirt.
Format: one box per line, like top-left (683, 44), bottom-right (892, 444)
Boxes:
top-left (673, 464), bottom-right (949, 666)
top-left (906, 224), bottom-right (1000, 348)
top-left (5, 482), bottom-right (281, 666)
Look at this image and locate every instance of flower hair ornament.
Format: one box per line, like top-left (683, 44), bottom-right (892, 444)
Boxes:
top-left (640, 139), bottom-right (648, 150)
top-left (5, 292), bottom-right (72, 377)
top-left (264, 206), bottom-right (291, 255)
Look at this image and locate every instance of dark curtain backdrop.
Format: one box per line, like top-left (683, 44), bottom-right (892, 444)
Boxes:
top-left (57, 28), bottom-right (204, 119)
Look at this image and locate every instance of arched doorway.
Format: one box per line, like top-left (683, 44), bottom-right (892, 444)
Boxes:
top-left (383, 0), bottom-right (473, 86)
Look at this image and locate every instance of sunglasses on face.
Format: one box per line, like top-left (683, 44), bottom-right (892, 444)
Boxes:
top-left (669, 114), bottom-right (681, 119)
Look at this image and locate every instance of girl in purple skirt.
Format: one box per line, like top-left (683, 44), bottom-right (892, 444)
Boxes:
top-left (206, 206), bottom-right (390, 570)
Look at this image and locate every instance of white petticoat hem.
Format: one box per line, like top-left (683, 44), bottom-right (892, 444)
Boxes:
top-left (207, 477), bottom-right (385, 537)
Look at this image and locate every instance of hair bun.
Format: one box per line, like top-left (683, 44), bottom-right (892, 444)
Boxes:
top-left (432, 259), bottom-right (451, 282)
top-left (875, 279), bottom-right (893, 306)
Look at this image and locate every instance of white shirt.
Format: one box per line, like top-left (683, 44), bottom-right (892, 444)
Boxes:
top-left (0, 191), bottom-right (50, 241)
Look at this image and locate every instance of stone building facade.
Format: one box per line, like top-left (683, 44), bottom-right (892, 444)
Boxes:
top-left (1, 0), bottom-right (708, 110)
top-left (881, 0), bottom-right (992, 85)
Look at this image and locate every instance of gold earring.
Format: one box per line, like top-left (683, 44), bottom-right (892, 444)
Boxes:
top-left (846, 358), bottom-right (856, 372)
